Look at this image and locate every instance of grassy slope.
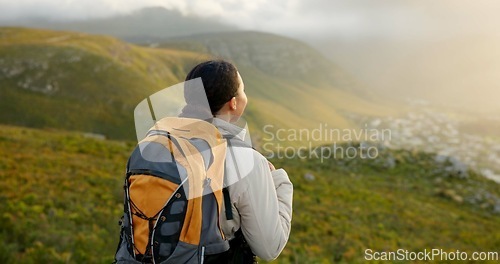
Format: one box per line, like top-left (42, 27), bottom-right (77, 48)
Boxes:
top-left (1, 28), bottom-right (399, 144)
top-left (1, 125), bottom-right (498, 263)
top-left (273, 150), bottom-right (500, 263)
top-left (0, 125), bottom-right (131, 263)
top-left (0, 27), bottom-right (207, 140)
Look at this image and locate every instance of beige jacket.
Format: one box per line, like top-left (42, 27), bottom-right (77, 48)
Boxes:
top-left (213, 119), bottom-right (294, 261)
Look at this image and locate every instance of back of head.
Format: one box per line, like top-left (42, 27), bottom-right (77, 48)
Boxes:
top-left (183, 60), bottom-right (239, 117)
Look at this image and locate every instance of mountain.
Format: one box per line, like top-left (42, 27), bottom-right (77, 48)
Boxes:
top-left (159, 31), bottom-right (353, 86)
top-left (0, 7), bottom-right (238, 42)
top-left (0, 27), bottom-right (396, 142)
top-left (0, 27), bottom-right (205, 139)
top-left (155, 31), bottom-right (398, 143)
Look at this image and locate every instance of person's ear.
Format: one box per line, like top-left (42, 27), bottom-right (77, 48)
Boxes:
top-left (230, 97), bottom-right (237, 110)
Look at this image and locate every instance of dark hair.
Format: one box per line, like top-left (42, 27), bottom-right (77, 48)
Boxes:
top-left (184, 60), bottom-right (239, 115)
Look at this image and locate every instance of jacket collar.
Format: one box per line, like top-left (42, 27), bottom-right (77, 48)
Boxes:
top-left (212, 118), bottom-right (247, 142)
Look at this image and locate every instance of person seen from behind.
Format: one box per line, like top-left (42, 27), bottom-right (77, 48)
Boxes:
top-left (180, 60), bottom-right (294, 262)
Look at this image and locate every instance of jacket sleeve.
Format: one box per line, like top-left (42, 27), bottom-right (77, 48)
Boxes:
top-left (235, 154), bottom-right (293, 261)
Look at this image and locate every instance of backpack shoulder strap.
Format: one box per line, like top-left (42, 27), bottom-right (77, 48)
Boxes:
top-left (222, 186), bottom-right (233, 220)
top-left (221, 134), bottom-right (254, 221)
top-left (223, 134), bottom-right (254, 149)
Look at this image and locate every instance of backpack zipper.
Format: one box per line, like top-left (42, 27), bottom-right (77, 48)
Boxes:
top-left (149, 177), bottom-right (188, 263)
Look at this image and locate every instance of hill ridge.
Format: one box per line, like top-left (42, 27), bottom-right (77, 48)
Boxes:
top-left (0, 27), bottom-right (395, 140)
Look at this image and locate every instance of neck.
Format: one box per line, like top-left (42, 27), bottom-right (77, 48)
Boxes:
top-left (214, 112), bottom-right (233, 122)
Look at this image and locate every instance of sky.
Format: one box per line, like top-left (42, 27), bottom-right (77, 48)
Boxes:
top-left (1, 0), bottom-right (499, 39)
top-left (1, 0), bottom-right (500, 112)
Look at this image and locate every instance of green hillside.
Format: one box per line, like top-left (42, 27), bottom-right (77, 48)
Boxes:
top-left (1, 125), bottom-right (498, 263)
top-left (156, 30), bottom-right (390, 102)
top-left (159, 32), bottom-right (398, 134)
top-left (0, 27), bottom-right (206, 139)
top-left (0, 27), bottom-right (397, 143)
top-left (159, 31), bottom-right (347, 84)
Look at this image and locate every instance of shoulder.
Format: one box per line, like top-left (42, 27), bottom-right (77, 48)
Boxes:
top-left (224, 146), bottom-right (271, 194)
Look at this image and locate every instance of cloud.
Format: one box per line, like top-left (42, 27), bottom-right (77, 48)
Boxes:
top-left (0, 0), bottom-right (180, 20)
top-left (1, 0), bottom-right (499, 40)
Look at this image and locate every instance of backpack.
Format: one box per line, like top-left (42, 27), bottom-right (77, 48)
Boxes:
top-left (114, 117), bottom-right (230, 264)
